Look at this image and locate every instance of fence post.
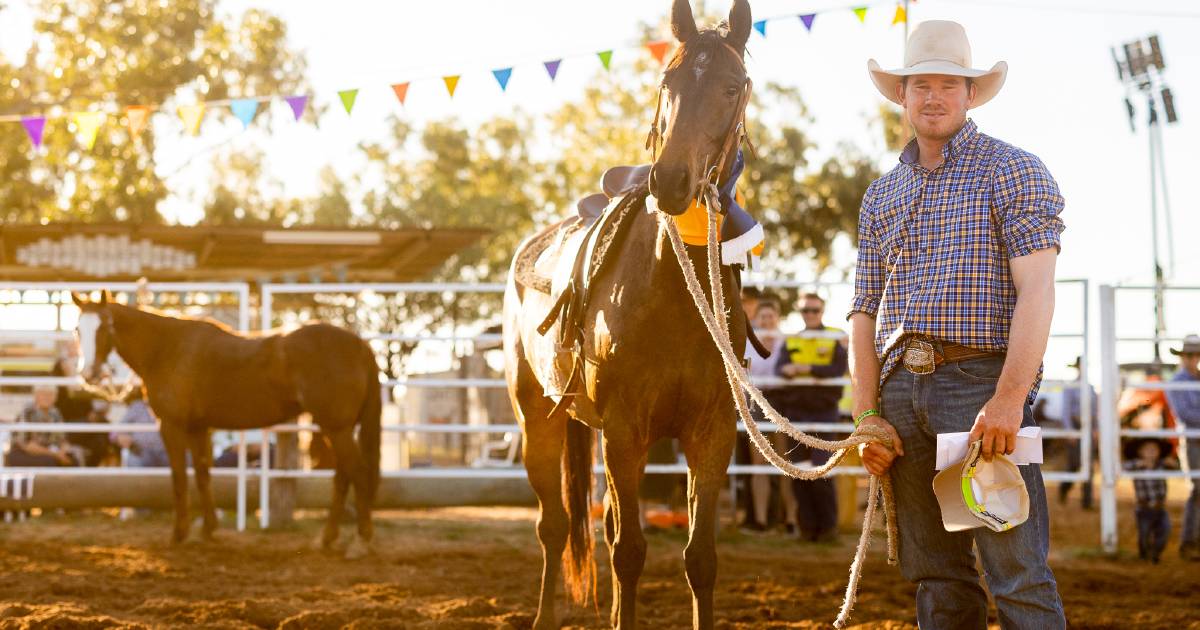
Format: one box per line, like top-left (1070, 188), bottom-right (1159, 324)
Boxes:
top-left (1098, 284), bottom-right (1119, 554)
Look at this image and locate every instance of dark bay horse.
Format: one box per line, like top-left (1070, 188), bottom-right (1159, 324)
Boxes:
top-left (504, 1), bottom-right (754, 627)
top-left (72, 291), bottom-right (380, 558)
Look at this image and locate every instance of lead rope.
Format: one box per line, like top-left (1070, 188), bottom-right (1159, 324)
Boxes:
top-left (655, 184), bottom-right (898, 628)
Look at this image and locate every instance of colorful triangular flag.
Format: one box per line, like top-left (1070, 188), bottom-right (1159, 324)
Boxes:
top-left (492, 68), bottom-right (512, 91)
top-left (800, 13), bottom-right (816, 31)
top-left (229, 99), bottom-right (259, 129)
top-left (391, 83), bottom-right (409, 105)
top-left (597, 50), bottom-right (613, 70)
top-left (338, 89), bottom-right (358, 115)
top-left (72, 111), bottom-right (104, 149)
top-left (284, 95), bottom-right (308, 121)
top-left (21, 117), bottom-right (46, 149)
top-left (753, 20), bottom-right (767, 37)
top-left (544, 59), bottom-right (562, 81)
top-left (126, 106), bottom-right (151, 138)
top-left (443, 75), bottom-right (460, 98)
top-left (893, 5), bottom-right (907, 25)
top-left (646, 40), bottom-right (670, 64)
top-left (853, 7), bottom-right (868, 23)
top-left (178, 104), bottom-right (205, 136)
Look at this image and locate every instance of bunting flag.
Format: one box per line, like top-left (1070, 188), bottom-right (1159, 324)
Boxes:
top-left (800, 13), bottom-right (816, 31)
top-left (125, 106), bottom-right (151, 137)
top-left (21, 117), bottom-right (46, 149)
top-left (853, 7), bottom-right (869, 23)
top-left (492, 68), bottom-right (512, 91)
top-left (753, 20), bottom-right (767, 37)
top-left (646, 40), bottom-right (670, 64)
top-left (443, 75), bottom-right (460, 98)
top-left (597, 50), bottom-right (613, 71)
top-left (72, 112), bottom-right (104, 149)
top-left (892, 5), bottom-right (907, 25)
top-left (337, 89), bottom-right (358, 115)
top-left (544, 59), bottom-right (561, 81)
top-left (391, 83), bottom-right (409, 105)
top-left (229, 99), bottom-right (259, 129)
top-left (178, 104), bottom-right (205, 136)
top-left (284, 95), bottom-right (308, 120)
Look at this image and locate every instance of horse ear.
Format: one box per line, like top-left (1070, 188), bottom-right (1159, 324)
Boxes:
top-left (99, 290), bottom-right (110, 306)
top-left (671, 0), bottom-right (698, 44)
top-left (71, 291), bottom-right (86, 307)
top-left (726, 0), bottom-right (752, 52)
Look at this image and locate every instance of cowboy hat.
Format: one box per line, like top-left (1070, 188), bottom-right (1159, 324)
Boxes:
top-left (933, 440), bottom-right (1029, 532)
top-left (868, 20), bottom-right (1008, 108)
top-left (1169, 334), bottom-right (1200, 356)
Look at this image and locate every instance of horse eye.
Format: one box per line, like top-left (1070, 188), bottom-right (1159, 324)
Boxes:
top-left (724, 86), bottom-right (740, 98)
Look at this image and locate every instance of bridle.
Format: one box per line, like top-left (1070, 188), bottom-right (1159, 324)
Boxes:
top-left (645, 39), bottom-right (755, 206)
top-left (78, 306), bottom-right (140, 402)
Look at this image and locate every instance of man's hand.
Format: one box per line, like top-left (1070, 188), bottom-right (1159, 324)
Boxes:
top-left (55, 451), bottom-right (74, 466)
top-left (968, 396), bottom-right (1024, 461)
top-left (858, 415), bottom-right (904, 476)
top-left (781, 363), bottom-right (812, 378)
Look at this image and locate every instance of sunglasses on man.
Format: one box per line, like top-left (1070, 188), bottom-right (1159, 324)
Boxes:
top-left (800, 307), bottom-right (823, 314)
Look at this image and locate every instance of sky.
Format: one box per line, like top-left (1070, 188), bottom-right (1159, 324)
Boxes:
top-left (2, 0), bottom-right (1200, 378)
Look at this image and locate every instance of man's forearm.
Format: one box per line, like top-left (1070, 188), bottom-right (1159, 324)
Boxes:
top-left (849, 313), bottom-right (880, 415)
top-left (995, 279), bottom-right (1055, 405)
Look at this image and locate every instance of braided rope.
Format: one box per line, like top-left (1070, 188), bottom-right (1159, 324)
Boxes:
top-left (658, 187), bottom-right (898, 628)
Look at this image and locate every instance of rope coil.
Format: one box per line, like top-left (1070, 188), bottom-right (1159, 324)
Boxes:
top-left (658, 185), bottom-right (898, 628)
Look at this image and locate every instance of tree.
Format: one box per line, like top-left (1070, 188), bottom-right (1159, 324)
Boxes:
top-left (0, 0), bottom-right (308, 224)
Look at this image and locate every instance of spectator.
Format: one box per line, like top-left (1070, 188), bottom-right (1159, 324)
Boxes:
top-left (112, 390), bottom-right (169, 468)
top-left (53, 357), bottom-right (108, 466)
top-left (776, 293), bottom-right (847, 543)
top-left (6, 386), bottom-right (80, 467)
top-left (741, 297), bottom-right (798, 534)
top-left (1060, 356), bottom-right (1098, 509)
top-left (1165, 334), bottom-right (1200, 561)
top-left (1124, 437), bottom-right (1172, 563)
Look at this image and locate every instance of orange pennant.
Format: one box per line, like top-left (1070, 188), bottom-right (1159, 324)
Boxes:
top-left (646, 41), bottom-right (671, 64)
top-left (391, 83), bottom-right (410, 105)
top-left (126, 106), bottom-right (151, 138)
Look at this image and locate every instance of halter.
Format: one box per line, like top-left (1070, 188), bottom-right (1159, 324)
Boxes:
top-left (645, 40), bottom-right (756, 205)
top-left (78, 306), bottom-right (140, 403)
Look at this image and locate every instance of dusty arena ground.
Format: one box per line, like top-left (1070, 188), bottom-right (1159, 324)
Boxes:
top-left (1, 482), bottom-right (1198, 629)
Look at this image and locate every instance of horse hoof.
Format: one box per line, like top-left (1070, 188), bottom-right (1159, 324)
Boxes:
top-left (343, 536), bottom-right (371, 560)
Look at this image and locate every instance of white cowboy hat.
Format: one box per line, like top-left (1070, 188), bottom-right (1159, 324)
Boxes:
top-left (932, 440), bottom-right (1029, 532)
top-left (868, 20), bottom-right (1008, 108)
top-left (1170, 333), bottom-right (1200, 356)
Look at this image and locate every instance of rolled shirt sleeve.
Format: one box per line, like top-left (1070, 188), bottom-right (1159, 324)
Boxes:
top-left (848, 187), bottom-right (883, 319)
top-left (994, 151), bottom-right (1065, 259)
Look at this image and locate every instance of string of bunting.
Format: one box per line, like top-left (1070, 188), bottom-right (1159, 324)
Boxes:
top-left (2, 2), bottom-right (908, 151)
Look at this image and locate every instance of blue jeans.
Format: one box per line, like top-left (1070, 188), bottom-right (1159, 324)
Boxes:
top-left (880, 355), bottom-right (1065, 630)
top-left (1182, 441), bottom-right (1200, 548)
top-left (1135, 506), bottom-right (1170, 560)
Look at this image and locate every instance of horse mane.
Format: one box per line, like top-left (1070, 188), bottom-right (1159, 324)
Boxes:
top-left (114, 302), bottom-right (237, 335)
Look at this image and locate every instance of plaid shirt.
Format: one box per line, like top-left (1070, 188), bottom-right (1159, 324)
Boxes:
top-left (1125, 460), bottom-right (1168, 508)
top-left (849, 120), bottom-right (1065, 403)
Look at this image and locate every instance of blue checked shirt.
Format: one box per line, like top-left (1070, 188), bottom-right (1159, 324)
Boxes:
top-left (849, 119), bottom-right (1065, 403)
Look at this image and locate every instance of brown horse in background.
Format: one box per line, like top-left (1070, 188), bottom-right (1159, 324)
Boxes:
top-left (72, 291), bottom-right (381, 558)
top-left (504, 1), bottom-right (755, 627)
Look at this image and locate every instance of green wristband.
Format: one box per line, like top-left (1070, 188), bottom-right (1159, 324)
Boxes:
top-left (854, 409), bottom-right (879, 427)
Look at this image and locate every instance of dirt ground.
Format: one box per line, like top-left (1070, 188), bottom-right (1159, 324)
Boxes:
top-left (0, 482), bottom-right (1198, 630)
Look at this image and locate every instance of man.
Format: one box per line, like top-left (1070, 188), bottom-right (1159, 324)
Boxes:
top-left (7, 386), bottom-right (79, 467)
top-left (849, 21), bottom-right (1066, 628)
top-left (777, 293), bottom-right (847, 543)
top-left (1166, 334), bottom-right (1200, 561)
top-left (1060, 357), bottom-right (1097, 508)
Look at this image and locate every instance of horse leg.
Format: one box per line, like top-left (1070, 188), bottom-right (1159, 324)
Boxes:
top-left (522, 402), bottom-right (568, 630)
top-left (159, 421), bottom-right (190, 544)
top-left (326, 428), bottom-right (370, 559)
top-left (186, 429), bottom-right (218, 540)
top-left (603, 432), bottom-right (648, 629)
top-left (319, 433), bottom-right (350, 551)
top-left (681, 426), bottom-right (736, 630)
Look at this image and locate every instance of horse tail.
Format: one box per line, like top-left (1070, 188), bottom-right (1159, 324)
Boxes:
top-left (357, 348), bottom-right (383, 503)
top-left (562, 418), bottom-right (596, 605)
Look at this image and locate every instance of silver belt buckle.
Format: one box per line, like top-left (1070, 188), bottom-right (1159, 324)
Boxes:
top-left (903, 339), bottom-right (936, 375)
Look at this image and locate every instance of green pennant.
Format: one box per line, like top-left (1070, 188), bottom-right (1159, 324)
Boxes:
top-left (853, 7), bottom-right (868, 23)
top-left (338, 89), bottom-right (359, 115)
top-left (597, 50), bottom-right (613, 70)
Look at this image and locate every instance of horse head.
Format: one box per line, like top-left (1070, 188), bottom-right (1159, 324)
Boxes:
top-left (648, 0), bottom-right (752, 215)
top-left (71, 290), bottom-right (117, 385)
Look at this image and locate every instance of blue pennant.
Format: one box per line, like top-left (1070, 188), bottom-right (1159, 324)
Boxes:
top-left (492, 67), bottom-right (513, 91)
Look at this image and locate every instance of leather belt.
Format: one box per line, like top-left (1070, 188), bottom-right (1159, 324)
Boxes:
top-left (901, 336), bottom-right (1002, 375)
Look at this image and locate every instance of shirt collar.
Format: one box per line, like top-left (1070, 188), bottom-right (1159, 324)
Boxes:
top-left (899, 118), bottom-right (978, 168)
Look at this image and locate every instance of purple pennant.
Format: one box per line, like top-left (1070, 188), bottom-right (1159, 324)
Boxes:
top-left (799, 13), bottom-right (816, 32)
top-left (21, 116), bottom-right (46, 148)
top-left (544, 59), bottom-right (561, 81)
top-left (284, 95), bottom-right (308, 121)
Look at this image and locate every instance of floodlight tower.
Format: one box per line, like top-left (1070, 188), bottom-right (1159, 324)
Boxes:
top-left (1112, 35), bottom-right (1179, 366)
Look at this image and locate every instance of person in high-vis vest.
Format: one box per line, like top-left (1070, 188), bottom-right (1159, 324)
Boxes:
top-left (777, 293), bottom-right (848, 543)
